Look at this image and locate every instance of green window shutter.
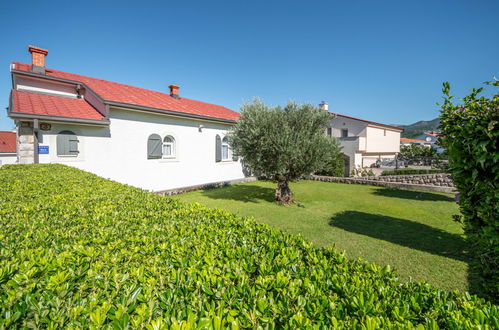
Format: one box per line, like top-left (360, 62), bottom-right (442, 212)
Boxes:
top-left (215, 135), bottom-right (222, 162)
top-left (69, 135), bottom-right (79, 156)
top-left (57, 130), bottom-right (77, 156)
top-left (147, 134), bottom-right (162, 159)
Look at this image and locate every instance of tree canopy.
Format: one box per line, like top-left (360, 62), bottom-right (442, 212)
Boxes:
top-left (228, 99), bottom-right (341, 204)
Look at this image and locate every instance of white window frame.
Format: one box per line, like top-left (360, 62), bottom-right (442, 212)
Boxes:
top-left (221, 136), bottom-right (230, 160)
top-left (162, 135), bottom-right (176, 159)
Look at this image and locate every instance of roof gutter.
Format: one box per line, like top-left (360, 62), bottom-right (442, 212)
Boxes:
top-left (9, 112), bottom-right (110, 126)
top-left (11, 68), bottom-right (238, 124)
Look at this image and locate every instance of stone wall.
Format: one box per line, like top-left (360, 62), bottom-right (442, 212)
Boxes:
top-left (362, 173), bottom-right (454, 187)
top-left (311, 173), bottom-right (455, 194)
top-left (17, 123), bottom-right (35, 164)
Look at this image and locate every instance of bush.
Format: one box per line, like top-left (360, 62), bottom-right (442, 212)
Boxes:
top-left (351, 167), bottom-right (375, 177)
top-left (439, 80), bottom-right (499, 303)
top-left (315, 153), bottom-right (345, 177)
top-left (0, 164), bottom-right (497, 328)
top-left (381, 168), bottom-right (447, 176)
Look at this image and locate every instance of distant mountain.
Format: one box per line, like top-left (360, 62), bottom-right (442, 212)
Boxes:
top-left (398, 118), bottom-right (440, 138)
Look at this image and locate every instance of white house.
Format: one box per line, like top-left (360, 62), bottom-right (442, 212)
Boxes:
top-left (0, 131), bottom-right (17, 165)
top-left (414, 131), bottom-right (445, 153)
top-left (7, 46), bottom-right (246, 191)
top-left (320, 102), bottom-right (403, 174)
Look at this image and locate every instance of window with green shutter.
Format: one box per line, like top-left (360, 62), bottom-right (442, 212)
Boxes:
top-left (57, 130), bottom-right (79, 156)
top-left (147, 134), bottom-right (162, 159)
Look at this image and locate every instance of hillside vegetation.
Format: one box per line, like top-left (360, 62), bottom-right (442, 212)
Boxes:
top-left (399, 118), bottom-right (440, 138)
top-left (0, 165), bottom-right (496, 328)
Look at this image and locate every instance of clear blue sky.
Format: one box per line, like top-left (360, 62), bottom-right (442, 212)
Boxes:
top-left (1, 0), bottom-right (497, 131)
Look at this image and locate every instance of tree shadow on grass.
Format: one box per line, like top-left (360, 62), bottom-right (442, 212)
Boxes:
top-left (372, 188), bottom-right (455, 202)
top-left (201, 184), bottom-right (275, 203)
top-left (329, 211), bottom-right (469, 262)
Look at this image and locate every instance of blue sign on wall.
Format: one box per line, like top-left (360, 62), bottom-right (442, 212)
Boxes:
top-left (38, 146), bottom-right (49, 154)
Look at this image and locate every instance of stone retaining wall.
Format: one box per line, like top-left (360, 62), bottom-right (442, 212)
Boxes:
top-left (311, 174), bottom-right (455, 194)
top-left (364, 173), bottom-right (454, 187)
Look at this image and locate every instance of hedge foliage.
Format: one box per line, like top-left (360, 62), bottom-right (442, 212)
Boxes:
top-left (315, 153), bottom-right (345, 177)
top-left (439, 80), bottom-right (499, 303)
top-left (0, 164), bottom-right (497, 328)
top-left (381, 168), bottom-right (447, 176)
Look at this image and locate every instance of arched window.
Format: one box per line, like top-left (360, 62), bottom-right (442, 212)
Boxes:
top-left (57, 130), bottom-right (79, 156)
top-left (162, 136), bottom-right (175, 158)
top-left (147, 134), bottom-right (162, 159)
top-left (222, 136), bottom-right (230, 160)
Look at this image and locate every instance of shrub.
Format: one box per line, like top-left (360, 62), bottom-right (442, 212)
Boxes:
top-left (439, 80), bottom-right (499, 302)
top-left (0, 164), bottom-right (497, 328)
top-left (315, 153), bottom-right (345, 177)
top-left (351, 167), bottom-right (375, 177)
top-left (381, 168), bottom-right (447, 176)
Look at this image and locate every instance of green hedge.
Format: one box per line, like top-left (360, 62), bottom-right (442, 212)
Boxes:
top-left (0, 164), bottom-right (497, 328)
top-left (439, 81), bottom-right (499, 302)
top-left (315, 153), bottom-right (345, 177)
top-left (381, 168), bottom-right (447, 176)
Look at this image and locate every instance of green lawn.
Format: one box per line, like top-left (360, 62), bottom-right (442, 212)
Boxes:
top-left (174, 180), bottom-right (469, 293)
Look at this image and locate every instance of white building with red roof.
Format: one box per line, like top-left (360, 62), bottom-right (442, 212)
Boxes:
top-left (0, 131), bottom-right (17, 165)
top-left (400, 137), bottom-right (432, 147)
top-left (7, 46), bottom-right (246, 191)
top-left (320, 102), bottom-right (403, 174)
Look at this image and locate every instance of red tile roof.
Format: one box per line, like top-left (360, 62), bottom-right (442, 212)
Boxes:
top-left (400, 137), bottom-right (428, 143)
top-left (12, 90), bottom-right (105, 120)
top-left (425, 131), bottom-right (439, 137)
top-left (12, 62), bottom-right (240, 121)
top-left (0, 131), bottom-right (16, 153)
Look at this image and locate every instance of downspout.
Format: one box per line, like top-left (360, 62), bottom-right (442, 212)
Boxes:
top-left (33, 118), bottom-right (39, 164)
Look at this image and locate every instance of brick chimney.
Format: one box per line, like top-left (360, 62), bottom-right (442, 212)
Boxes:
top-left (169, 84), bottom-right (180, 98)
top-left (28, 45), bottom-right (48, 74)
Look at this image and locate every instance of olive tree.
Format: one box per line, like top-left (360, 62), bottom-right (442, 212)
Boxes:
top-left (228, 99), bottom-right (341, 205)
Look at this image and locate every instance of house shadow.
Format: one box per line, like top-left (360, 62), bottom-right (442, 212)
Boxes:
top-left (371, 188), bottom-right (455, 202)
top-left (201, 184), bottom-right (275, 203)
top-left (329, 211), bottom-right (469, 262)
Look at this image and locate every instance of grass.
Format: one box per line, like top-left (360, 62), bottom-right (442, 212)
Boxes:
top-left (174, 180), bottom-right (469, 293)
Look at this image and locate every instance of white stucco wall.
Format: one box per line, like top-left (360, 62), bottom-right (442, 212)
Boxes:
top-left (330, 116), bottom-right (367, 138)
top-left (0, 154), bottom-right (17, 165)
top-left (37, 108), bottom-right (246, 191)
top-left (16, 76), bottom-right (78, 98)
top-left (365, 126), bottom-right (400, 153)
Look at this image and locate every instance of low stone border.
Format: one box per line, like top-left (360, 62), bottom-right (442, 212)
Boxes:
top-left (362, 173), bottom-right (454, 187)
top-left (310, 175), bottom-right (457, 194)
top-left (155, 177), bottom-right (258, 196)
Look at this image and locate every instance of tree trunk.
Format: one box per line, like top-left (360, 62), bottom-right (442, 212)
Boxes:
top-left (275, 180), bottom-right (292, 205)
